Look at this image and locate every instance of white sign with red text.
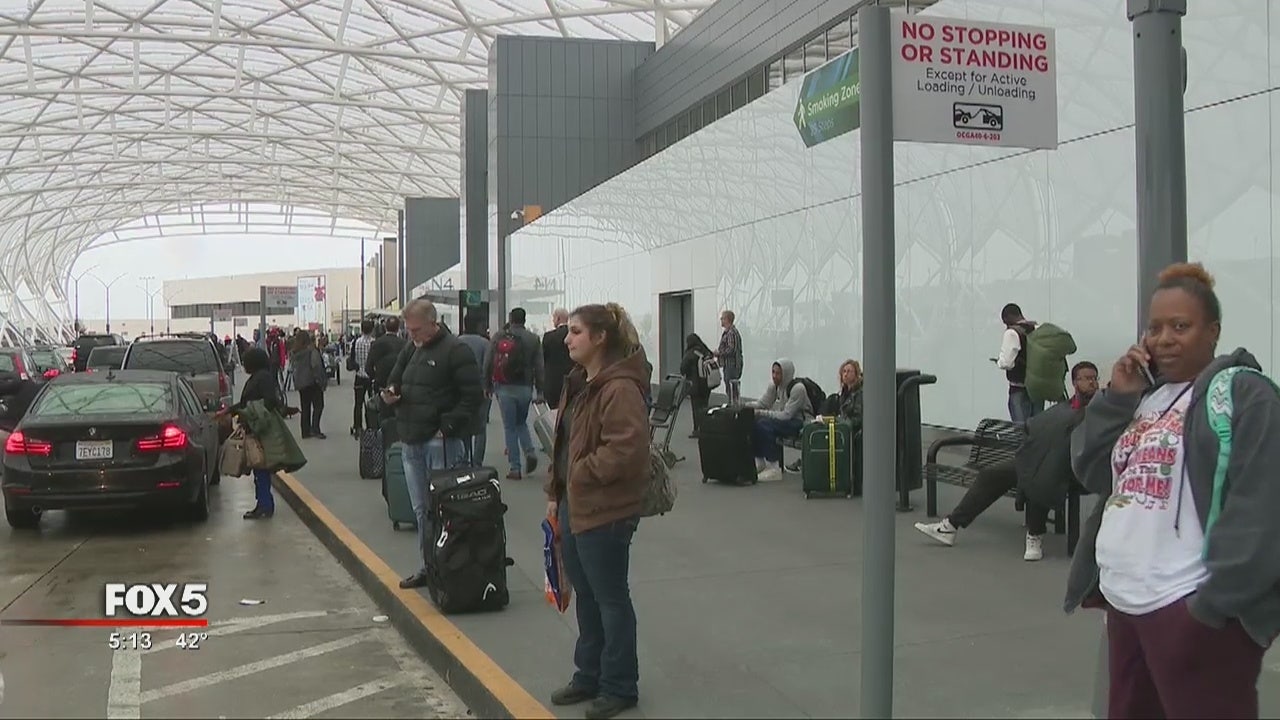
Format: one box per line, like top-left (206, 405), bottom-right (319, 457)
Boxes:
top-left (890, 15), bottom-right (1057, 149)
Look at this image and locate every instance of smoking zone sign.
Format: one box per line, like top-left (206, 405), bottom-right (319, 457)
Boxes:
top-left (890, 16), bottom-right (1057, 149)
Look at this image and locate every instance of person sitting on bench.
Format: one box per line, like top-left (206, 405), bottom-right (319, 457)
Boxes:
top-left (748, 358), bottom-right (812, 482)
top-left (815, 359), bottom-right (864, 429)
top-left (913, 361), bottom-right (1100, 561)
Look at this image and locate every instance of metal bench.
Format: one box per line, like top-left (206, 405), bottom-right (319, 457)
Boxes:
top-left (924, 417), bottom-right (1083, 556)
top-left (649, 375), bottom-right (688, 468)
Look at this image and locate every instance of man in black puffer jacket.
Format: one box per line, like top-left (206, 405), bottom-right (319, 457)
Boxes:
top-left (380, 299), bottom-right (483, 590)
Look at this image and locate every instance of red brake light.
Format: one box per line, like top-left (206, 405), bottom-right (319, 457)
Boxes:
top-left (5, 431), bottom-right (53, 456)
top-left (43, 368), bottom-right (59, 379)
top-left (136, 424), bottom-right (188, 452)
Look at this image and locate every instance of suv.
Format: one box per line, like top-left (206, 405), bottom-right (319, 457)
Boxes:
top-left (71, 333), bottom-right (124, 372)
top-left (121, 335), bottom-right (233, 416)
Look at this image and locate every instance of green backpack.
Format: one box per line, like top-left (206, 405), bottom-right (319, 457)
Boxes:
top-left (1203, 366), bottom-right (1280, 558)
top-left (1022, 322), bottom-right (1077, 403)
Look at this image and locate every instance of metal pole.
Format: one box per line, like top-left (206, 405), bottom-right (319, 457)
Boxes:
top-left (105, 287), bottom-right (111, 334)
top-left (258, 286), bottom-right (267, 348)
top-left (858, 6), bottom-right (896, 719)
top-left (360, 239), bottom-right (366, 320)
top-left (1129, 0), bottom-right (1187, 329)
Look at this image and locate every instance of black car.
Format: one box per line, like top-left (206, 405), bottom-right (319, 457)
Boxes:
top-left (71, 333), bottom-right (124, 372)
top-left (0, 347), bottom-right (38, 383)
top-left (2, 370), bottom-right (221, 529)
top-left (85, 345), bottom-right (127, 371)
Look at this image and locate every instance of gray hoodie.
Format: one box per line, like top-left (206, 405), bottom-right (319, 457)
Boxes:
top-left (1065, 348), bottom-right (1280, 647)
top-left (752, 358), bottom-right (811, 421)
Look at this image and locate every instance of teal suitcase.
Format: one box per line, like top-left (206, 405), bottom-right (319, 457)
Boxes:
top-left (384, 442), bottom-right (417, 530)
top-left (801, 418), bottom-right (859, 499)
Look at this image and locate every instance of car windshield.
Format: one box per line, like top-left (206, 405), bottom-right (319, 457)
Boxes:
top-left (30, 350), bottom-right (62, 368)
top-left (0, 355), bottom-right (16, 372)
top-left (30, 382), bottom-right (172, 417)
top-left (87, 347), bottom-right (126, 366)
top-left (126, 342), bottom-right (219, 374)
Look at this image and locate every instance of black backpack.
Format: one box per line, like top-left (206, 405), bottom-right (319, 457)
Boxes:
top-left (426, 469), bottom-right (513, 614)
top-left (490, 330), bottom-right (526, 385)
top-left (787, 376), bottom-right (825, 417)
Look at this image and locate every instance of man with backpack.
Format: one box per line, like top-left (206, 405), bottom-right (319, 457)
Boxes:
top-left (996, 303), bottom-right (1076, 425)
top-left (747, 358), bottom-right (816, 482)
top-left (483, 307), bottom-right (545, 480)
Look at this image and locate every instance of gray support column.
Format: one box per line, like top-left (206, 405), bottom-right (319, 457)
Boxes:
top-left (1129, 0), bottom-right (1187, 329)
top-left (258, 286), bottom-right (266, 346)
top-left (857, 5), bottom-right (896, 719)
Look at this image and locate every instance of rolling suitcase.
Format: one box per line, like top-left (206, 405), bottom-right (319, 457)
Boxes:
top-left (697, 405), bottom-right (758, 485)
top-left (359, 428), bottom-right (384, 479)
top-left (531, 401), bottom-right (556, 457)
top-left (426, 442), bottom-right (512, 614)
top-left (385, 442), bottom-right (417, 530)
top-left (801, 418), bottom-right (859, 499)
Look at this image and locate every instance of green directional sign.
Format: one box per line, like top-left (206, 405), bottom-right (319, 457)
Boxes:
top-left (794, 48), bottom-right (861, 148)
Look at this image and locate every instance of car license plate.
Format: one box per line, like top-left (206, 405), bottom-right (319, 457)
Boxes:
top-left (76, 440), bottom-right (113, 461)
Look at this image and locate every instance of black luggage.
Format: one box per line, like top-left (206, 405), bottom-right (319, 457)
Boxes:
top-left (425, 443), bottom-right (512, 614)
top-left (359, 428), bottom-right (384, 479)
top-left (698, 405), bottom-right (758, 485)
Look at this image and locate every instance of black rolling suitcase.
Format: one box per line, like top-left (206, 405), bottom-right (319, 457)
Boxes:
top-left (425, 443), bottom-right (513, 614)
top-left (698, 405), bottom-right (758, 485)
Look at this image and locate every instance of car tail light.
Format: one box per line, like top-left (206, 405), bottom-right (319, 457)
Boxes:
top-left (42, 368), bottom-right (59, 379)
top-left (5, 431), bottom-right (53, 456)
top-left (136, 424), bottom-right (188, 452)
top-left (219, 372), bottom-right (229, 397)
top-left (71, 348), bottom-right (78, 365)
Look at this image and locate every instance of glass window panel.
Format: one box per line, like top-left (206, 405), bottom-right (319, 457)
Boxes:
top-left (730, 79), bottom-right (747, 111)
top-left (804, 34), bottom-right (826, 70)
top-left (783, 46), bottom-right (804, 84)
top-left (31, 382), bottom-right (172, 417)
top-left (827, 20), bottom-right (853, 59)
top-left (768, 60), bottom-right (785, 90)
top-left (747, 67), bottom-right (766, 102)
top-left (715, 89), bottom-right (731, 117)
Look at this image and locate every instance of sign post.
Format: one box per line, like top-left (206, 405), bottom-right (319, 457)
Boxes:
top-left (847, 7), bottom-right (1058, 718)
top-left (259, 285), bottom-right (298, 346)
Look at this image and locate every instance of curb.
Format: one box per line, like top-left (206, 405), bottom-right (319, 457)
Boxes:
top-left (273, 470), bottom-right (554, 720)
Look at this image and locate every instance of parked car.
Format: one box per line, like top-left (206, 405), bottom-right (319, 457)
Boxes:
top-left (2, 370), bottom-right (220, 528)
top-left (0, 347), bottom-right (39, 383)
top-left (71, 333), bottom-right (124, 372)
top-left (85, 345), bottom-right (127, 371)
top-left (120, 335), bottom-right (233, 443)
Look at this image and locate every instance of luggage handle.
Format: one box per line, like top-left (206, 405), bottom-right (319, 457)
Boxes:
top-left (439, 431), bottom-right (475, 470)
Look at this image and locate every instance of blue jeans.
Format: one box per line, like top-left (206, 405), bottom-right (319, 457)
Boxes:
top-left (472, 395), bottom-right (492, 467)
top-left (1008, 387), bottom-right (1044, 426)
top-left (495, 384), bottom-right (535, 473)
top-left (751, 416), bottom-right (803, 463)
top-left (401, 436), bottom-right (467, 574)
top-left (252, 469), bottom-right (275, 513)
top-left (559, 502), bottom-right (640, 700)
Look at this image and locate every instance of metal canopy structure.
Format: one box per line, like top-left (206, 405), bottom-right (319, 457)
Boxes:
top-left (0, 0), bottom-right (711, 345)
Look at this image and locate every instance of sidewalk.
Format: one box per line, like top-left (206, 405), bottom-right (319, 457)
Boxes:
top-left (278, 382), bottom-right (1280, 718)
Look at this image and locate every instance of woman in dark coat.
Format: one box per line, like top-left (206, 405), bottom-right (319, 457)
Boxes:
top-left (216, 347), bottom-right (296, 520)
top-left (679, 333), bottom-right (715, 438)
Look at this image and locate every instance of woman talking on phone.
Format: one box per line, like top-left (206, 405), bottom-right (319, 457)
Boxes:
top-left (1065, 262), bottom-right (1280, 719)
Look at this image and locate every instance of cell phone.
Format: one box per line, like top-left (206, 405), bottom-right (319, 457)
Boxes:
top-left (1137, 335), bottom-right (1156, 386)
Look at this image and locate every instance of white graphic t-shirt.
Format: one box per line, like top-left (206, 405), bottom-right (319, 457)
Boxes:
top-left (1096, 382), bottom-right (1208, 615)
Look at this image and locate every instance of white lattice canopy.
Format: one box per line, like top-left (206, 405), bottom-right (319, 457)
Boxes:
top-left (0, 0), bottom-right (710, 343)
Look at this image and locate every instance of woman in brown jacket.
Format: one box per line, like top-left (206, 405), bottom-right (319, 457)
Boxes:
top-left (543, 302), bottom-right (652, 720)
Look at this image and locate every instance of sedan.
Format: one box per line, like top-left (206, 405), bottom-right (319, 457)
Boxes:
top-left (2, 370), bottom-right (221, 529)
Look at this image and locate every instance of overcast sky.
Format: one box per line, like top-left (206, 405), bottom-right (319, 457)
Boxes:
top-left (68, 233), bottom-right (380, 319)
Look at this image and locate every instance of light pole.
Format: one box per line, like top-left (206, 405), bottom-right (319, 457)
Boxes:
top-left (69, 264), bottom-right (98, 333)
top-left (162, 288), bottom-right (184, 333)
top-left (140, 276), bottom-right (161, 335)
top-left (88, 272), bottom-right (127, 334)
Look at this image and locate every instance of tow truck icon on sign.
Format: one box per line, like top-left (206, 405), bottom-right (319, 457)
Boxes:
top-left (953, 102), bottom-right (1003, 131)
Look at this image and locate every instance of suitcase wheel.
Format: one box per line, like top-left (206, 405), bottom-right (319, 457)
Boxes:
top-left (804, 491), bottom-right (812, 499)
top-left (845, 492), bottom-right (852, 498)
top-left (701, 477), bottom-right (708, 484)
top-left (392, 521), bottom-right (400, 530)
top-left (750, 476), bottom-right (758, 485)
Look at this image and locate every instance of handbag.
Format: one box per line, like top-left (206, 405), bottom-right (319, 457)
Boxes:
top-left (244, 431), bottom-right (267, 470)
top-left (219, 428), bottom-right (249, 477)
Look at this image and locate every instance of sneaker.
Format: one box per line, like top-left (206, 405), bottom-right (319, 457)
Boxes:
top-left (1024, 533), bottom-right (1044, 561)
top-left (506, 470), bottom-right (522, 481)
top-left (549, 684), bottom-right (597, 706)
top-left (914, 519), bottom-right (957, 546)
top-left (758, 467), bottom-right (783, 482)
top-left (525, 453), bottom-right (538, 475)
top-left (586, 695), bottom-right (638, 720)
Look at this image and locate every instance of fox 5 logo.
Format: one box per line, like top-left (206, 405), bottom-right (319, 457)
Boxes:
top-left (104, 583), bottom-right (209, 618)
